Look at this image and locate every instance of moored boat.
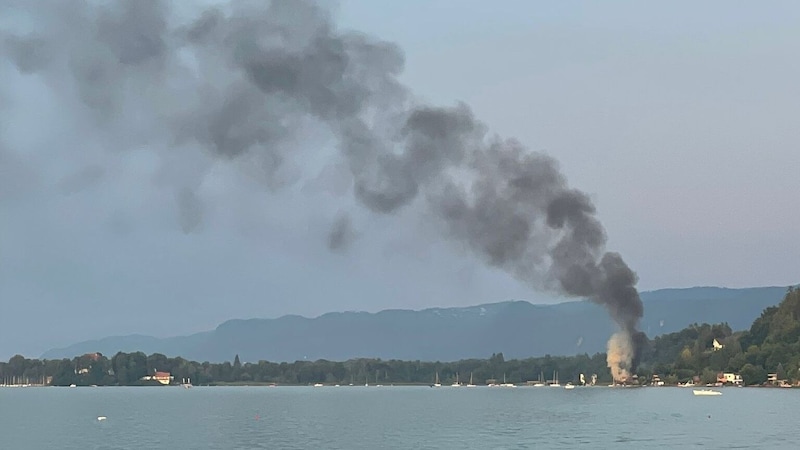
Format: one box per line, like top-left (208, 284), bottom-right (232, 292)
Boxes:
top-left (692, 389), bottom-right (722, 396)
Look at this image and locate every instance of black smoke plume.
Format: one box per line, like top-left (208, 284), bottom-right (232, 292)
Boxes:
top-left (1, 0), bottom-right (645, 376)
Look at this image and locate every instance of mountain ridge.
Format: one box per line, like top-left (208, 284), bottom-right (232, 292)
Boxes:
top-left (41, 286), bottom-right (793, 362)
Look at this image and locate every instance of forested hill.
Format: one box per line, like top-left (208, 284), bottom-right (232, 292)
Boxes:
top-left (638, 286), bottom-right (800, 385)
top-left (42, 286), bottom-right (790, 362)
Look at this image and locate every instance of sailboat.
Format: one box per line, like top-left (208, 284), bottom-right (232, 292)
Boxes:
top-left (432, 372), bottom-right (441, 388)
top-left (550, 371), bottom-right (560, 387)
top-left (500, 373), bottom-right (515, 388)
top-left (533, 372), bottom-right (546, 387)
top-left (451, 373), bottom-right (462, 387)
top-left (467, 372), bottom-right (476, 387)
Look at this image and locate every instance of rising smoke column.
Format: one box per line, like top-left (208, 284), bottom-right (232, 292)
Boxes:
top-left (1, 0), bottom-right (645, 378)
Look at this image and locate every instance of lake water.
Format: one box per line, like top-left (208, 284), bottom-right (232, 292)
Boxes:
top-left (0, 385), bottom-right (793, 449)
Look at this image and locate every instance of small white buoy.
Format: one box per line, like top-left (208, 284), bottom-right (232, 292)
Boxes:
top-left (97, 416), bottom-right (107, 421)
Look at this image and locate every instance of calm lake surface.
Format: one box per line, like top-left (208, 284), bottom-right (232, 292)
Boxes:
top-left (0, 385), bottom-right (793, 449)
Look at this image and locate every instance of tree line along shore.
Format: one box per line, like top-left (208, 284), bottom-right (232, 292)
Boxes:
top-left (2, 287), bottom-right (799, 388)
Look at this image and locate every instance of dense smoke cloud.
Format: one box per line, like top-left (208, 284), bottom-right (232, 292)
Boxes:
top-left (1, 0), bottom-right (644, 377)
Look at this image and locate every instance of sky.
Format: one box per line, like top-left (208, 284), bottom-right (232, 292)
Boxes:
top-left (1, 0), bottom-right (799, 359)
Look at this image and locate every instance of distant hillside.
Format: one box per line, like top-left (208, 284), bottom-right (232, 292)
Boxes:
top-left (41, 286), bottom-right (791, 362)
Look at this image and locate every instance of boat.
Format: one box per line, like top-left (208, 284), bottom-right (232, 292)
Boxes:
top-left (467, 373), bottom-right (476, 387)
top-left (313, 383), bottom-right (324, 387)
top-left (182, 378), bottom-right (192, 389)
top-left (564, 383), bottom-right (575, 390)
top-left (693, 389), bottom-right (722, 396)
top-left (533, 372), bottom-right (546, 387)
top-left (500, 373), bottom-right (515, 388)
top-left (550, 371), bottom-right (560, 387)
top-left (451, 373), bottom-right (462, 387)
top-left (432, 372), bottom-right (441, 388)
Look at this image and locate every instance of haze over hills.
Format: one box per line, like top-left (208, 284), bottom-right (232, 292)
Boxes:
top-left (41, 286), bottom-right (792, 362)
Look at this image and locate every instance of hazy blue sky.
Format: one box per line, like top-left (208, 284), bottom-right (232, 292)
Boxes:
top-left (1, 0), bottom-right (799, 359)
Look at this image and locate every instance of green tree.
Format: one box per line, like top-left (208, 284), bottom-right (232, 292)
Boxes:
top-left (88, 357), bottom-right (109, 385)
top-left (740, 363), bottom-right (767, 386)
top-left (50, 359), bottom-right (77, 386)
top-left (700, 368), bottom-right (718, 385)
top-left (727, 353), bottom-right (747, 372)
top-left (127, 352), bottom-right (148, 384)
top-left (112, 352), bottom-right (129, 385)
top-left (146, 353), bottom-right (169, 374)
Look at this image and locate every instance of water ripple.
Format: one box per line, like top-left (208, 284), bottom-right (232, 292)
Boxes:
top-left (0, 386), bottom-right (796, 449)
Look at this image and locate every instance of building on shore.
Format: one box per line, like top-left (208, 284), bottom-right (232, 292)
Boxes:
top-left (140, 370), bottom-right (173, 385)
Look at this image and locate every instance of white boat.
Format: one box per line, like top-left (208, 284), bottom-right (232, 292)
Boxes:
top-left (313, 383), bottom-right (324, 387)
top-left (466, 372), bottom-right (476, 387)
top-left (693, 389), bottom-right (722, 396)
top-left (432, 372), bottom-right (441, 388)
top-left (451, 373), bottom-right (462, 387)
top-left (550, 371), bottom-right (560, 387)
top-left (533, 372), bottom-right (546, 387)
top-left (500, 374), bottom-right (515, 388)
top-left (564, 383), bottom-right (575, 390)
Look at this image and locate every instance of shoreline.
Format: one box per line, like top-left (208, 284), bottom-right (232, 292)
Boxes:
top-left (2, 383), bottom-right (794, 389)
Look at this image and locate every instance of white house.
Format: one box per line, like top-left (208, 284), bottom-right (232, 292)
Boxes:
top-left (140, 371), bottom-right (173, 385)
top-left (717, 372), bottom-right (742, 385)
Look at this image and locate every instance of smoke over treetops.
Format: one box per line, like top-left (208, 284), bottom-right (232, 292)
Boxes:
top-left (1, 0), bottom-right (644, 378)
